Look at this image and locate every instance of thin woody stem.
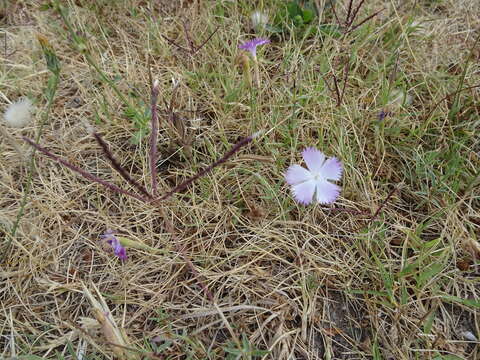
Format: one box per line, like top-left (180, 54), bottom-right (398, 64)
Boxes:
top-left (346, 8), bottom-right (384, 34)
top-left (340, 61), bottom-right (351, 105)
top-left (193, 26), bottom-right (220, 55)
top-left (331, 72), bottom-right (342, 106)
top-left (348, 0), bottom-right (368, 27)
top-left (23, 137), bottom-right (146, 202)
top-left (346, 0), bottom-right (354, 25)
top-left (152, 133), bottom-right (258, 203)
top-left (366, 186), bottom-right (397, 227)
top-left (92, 132), bottom-right (152, 198)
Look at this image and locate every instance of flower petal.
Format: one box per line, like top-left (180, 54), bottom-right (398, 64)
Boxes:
top-left (314, 181), bottom-right (341, 204)
top-left (114, 244), bottom-right (127, 261)
top-left (320, 157), bottom-right (343, 181)
top-left (285, 164), bottom-right (312, 185)
top-left (239, 38), bottom-right (270, 57)
top-left (291, 179), bottom-right (316, 205)
top-left (302, 147), bottom-right (325, 174)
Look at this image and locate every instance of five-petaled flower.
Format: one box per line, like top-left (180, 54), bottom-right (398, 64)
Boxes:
top-left (100, 230), bottom-right (127, 261)
top-left (239, 37), bottom-right (270, 58)
top-left (285, 147), bottom-right (342, 205)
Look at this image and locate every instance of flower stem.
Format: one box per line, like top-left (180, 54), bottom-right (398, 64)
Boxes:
top-left (152, 133), bottom-right (258, 203)
top-left (252, 56), bottom-right (261, 88)
top-left (23, 137), bottom-right (147, 202)
top-left (1, 53), bottom-right (60, 262)
top-left (149, 80), bottom-right (160, 196)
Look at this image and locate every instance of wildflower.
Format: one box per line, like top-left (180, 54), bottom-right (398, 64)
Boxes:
top-left (251, 11), bottom-right (269, 30)
top-left (239, 37), bottom-right (270, 59)
top-left (238, 37), bottom-right (270, 87)
top-left (3, 98), bottom-right (33, 128)
top-left (285, 147), bottom-right (342, 205)
top-left (100, 230), bottom-right (127, 261)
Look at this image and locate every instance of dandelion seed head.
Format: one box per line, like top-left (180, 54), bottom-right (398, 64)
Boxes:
top-left (251, 11), bottom-right (269, 30)
top-left (3, 98), bottom-right (34, 128)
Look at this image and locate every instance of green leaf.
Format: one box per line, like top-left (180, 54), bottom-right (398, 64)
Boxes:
top-left (423, 310), bottom-right (436, 334)
top-left (302, 9), bottom-right (315, 23)
top-left (399, 262), bottom-right (418, 277)
top-left (264, 24), bottom-right (284, 33)
top-left (37, 36), bottom-right (61, 75)
top-left (441, 295), bottom-right (480, 309)
top-left (417, 262), bottom-right (444, 287)
top-left (287, 2), bottom-right (303, 19)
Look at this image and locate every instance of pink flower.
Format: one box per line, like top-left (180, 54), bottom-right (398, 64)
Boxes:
top-left (100, 230), bottom-right (127, 261)
top-left (285, 147), bottom-right (342, 205)
top-left (239, 37), bottom-right (270, 58)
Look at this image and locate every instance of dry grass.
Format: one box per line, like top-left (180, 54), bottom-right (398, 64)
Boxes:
top-left (1, 0), bottom-right (480, 359)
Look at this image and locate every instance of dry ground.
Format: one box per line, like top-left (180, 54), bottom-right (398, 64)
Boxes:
top-left (1, 0), bottom-right (480, 359)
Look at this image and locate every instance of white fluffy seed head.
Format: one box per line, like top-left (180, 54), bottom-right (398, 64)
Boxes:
top-left (3, 98), bottom-right (34, 128)
top-left (251, 11), bottom-right (269, 30)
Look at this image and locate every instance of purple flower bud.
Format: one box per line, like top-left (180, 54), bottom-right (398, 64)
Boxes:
top-left (100, 230), bottom-right (127, 261)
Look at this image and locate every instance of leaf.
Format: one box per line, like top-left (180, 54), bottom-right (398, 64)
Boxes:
top-left (441, 295), bottom-right (480, 309)
top-left (399, 262), bottom-right (418, 277)
top-left (264, 24), bottom-right (283, 33)
top-left (37, 35), bottom-right (61, 75)
top-left (417, 262), bottom-right (444, 287)
top-left (118, 236), bottom-right (166, 254)
top-left (302, 9), bottom-right (315, 23)
top-left (287, 1), bottom-right (303, 19)
top-left (423, 310), bottom-right (436, 334)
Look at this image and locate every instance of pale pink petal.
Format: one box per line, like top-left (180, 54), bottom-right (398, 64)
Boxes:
top-left (314, 181), bottom-right (341, 204)
top-left (320, 157), bottom-right (343, 181)
top-left (292, 179), bottom-right (316, 205)
top-left (285, 165), bottom-right (312, 185)
top-left (302, 147), bottom-right (325, 173)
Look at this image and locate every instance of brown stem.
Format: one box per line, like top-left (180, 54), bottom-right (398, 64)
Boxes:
top-left (152, 133), bottom-right (258, 203)
top-left (182, 20), bottom-right (195, 54)
top-left (193, 26), bottom-right (220, 55)
top-left (23, 137), bottom-right (146, 202)
top-left (92, 132), bottom-right (152, 198)
top-left (161, 34), bottom-right (190, 53)
top-left (332, 72), bottom-right (342, 106)
top-left (347, 0), bottom-right (367, 27)
top-left (331, 2), bottom-right (342, 26)
top-left (340, 61), bottom-right (351, 105)
top-left (346, 0), bottom-right (355, 25)
top-left (366, 186), bottom-right (397, 227)
top-left (347, 8), bottom-right (384, 33)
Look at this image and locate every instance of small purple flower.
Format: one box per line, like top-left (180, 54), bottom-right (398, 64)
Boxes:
top-left (285, 147), bottom-right (343, 205)
top-left (239, 37), bottom-right (270, 58)
top-left (100, 230), bottom-right (127, 261)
